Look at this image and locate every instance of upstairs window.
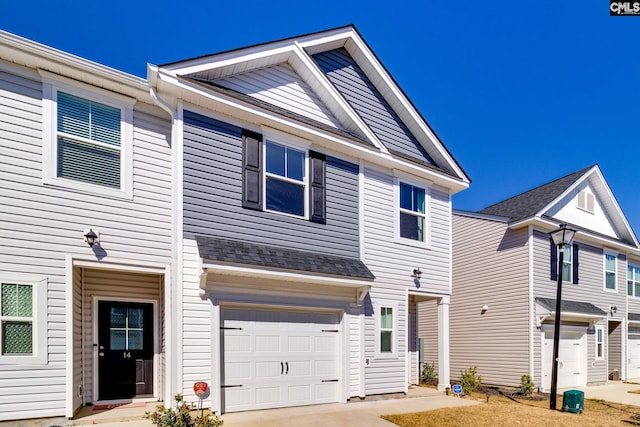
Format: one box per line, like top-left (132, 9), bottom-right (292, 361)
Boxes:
top-left (605, 253), bottom-right (617, 291)
top-left (57, 92), bottom-right (122, 188)
top-left (241, 129), bottom-right (326, 223)
top-left (560, 244), bottom-right (572, 282)
top-left (399, 182), bottom-right (426, 242)
top-left (41, 73), bottom-right (134, 198)
top-left (265, 141), bottom-right (306, 217)
top-left (629, 265), bottom-right (640, 297)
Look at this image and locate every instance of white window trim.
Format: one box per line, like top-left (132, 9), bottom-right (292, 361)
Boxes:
top-left (261, 127), bottom-right (311, 219)
top-left (604, 251), bottom-right (618, 292)
top-left (560, 244), bottom-right (573, 284)
top-left (375, 302), bottom-right (398, 359)
top-left (40, 70), bottom-right (135, 200)
top-left (393, 175), bottom-right (431, 248)
top-left (629, 264), bottom-right (640, 298)
top-left (594, 325), bottom-right (604, 361)
top-left (0, 275), bottom-right (48, 365)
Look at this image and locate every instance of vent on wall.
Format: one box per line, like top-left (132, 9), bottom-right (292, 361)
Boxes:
top-left (577, 190), bottom-right (595, 214)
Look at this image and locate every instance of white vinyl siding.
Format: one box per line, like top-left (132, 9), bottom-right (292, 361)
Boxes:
top-left (363, 166), bottom-right (451, 394)
top-left (0, 68), bottom-right (172, 421)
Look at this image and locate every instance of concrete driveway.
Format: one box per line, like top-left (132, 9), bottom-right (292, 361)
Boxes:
top-left (561, 381), bottom-right (640, 406)
top-left (222, 386), bottom-right (479, 427)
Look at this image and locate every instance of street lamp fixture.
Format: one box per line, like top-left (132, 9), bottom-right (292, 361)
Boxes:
top-left (549, 223), bottom-right (577, 410)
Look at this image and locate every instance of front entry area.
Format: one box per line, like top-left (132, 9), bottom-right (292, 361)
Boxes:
top-left (221, 306), bottom-right (341, 413)
top-left (98, 301), bottom-right (154, 400)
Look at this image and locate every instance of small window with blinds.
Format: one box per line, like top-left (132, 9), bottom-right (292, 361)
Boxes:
top-left (56, 92), bottom-right (122, 189)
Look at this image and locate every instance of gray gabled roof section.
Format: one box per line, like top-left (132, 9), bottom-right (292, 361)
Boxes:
top-left (536, 297), bottom-right (607, 316)
top-left (479, 166), bottom-right (593, 222)
top-left (195, 235), bottom-right (375, 280)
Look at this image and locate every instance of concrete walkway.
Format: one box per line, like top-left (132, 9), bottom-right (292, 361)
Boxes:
top-left (70, 386), bottom-right (478, 426)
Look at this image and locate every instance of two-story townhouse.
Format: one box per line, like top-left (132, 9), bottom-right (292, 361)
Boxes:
top-left (149, 26), bottom-right (469, 414)
top-left (421, 165), bottom-right (638, 391)
top-left (0, 25), bottom-right (470, 423)
top-left (0, 32), bottom-right (173, 422)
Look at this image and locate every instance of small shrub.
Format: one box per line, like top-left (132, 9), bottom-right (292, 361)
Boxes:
top-left (459, 366), bottom-right (483, 396)
top-left (519, 374), bottom-right (535, 396)
top-left (421, 362), bottom-right (438, 382)
top-left (146, 394), bottom-right (223, 427)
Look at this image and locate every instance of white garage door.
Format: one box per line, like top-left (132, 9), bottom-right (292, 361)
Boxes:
top-left (221, 307), bottom-right (341, 413)
top-left (628, 334), bottom-right (640, 379)
top-left (542, 330), bottom-right (585, 390)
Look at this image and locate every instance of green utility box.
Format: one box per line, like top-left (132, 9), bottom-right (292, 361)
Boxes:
top-left (562, 389), bottom-right (584, 413)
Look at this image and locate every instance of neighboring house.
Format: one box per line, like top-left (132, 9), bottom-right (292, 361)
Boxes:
top-left (0, 26), bottom-right (470, 422)
top-left (421, 165), bottom-right (639, 391)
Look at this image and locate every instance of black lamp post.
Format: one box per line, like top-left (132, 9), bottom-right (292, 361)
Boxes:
top-left (549, 223), bottom-right (577, 410)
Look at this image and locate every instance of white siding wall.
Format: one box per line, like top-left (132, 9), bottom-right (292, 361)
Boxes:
top-left (362, 165), bottom-right (452, 394)
top-left (181, 239), bottom-right (213, 407)
top-left (214, 64), bottom-right (344, 130)
top-left (0, 64), bottom-right (172, 421)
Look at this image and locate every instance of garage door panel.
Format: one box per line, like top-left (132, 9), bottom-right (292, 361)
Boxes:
top-left (222, 307), bottom-right (341, 413)
top-left (542, 330), bottom-right (585, 390)
top-left (628, 335), bottom-right (640, 378)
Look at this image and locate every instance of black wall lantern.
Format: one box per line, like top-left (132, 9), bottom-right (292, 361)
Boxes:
top-left (412, 268), bottom-right (422, 279)
top-left (84, 229), bottom-right (99, 247)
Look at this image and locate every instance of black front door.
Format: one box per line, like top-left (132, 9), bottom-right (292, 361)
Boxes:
top-left (98, 301), bottom-right (154, 400)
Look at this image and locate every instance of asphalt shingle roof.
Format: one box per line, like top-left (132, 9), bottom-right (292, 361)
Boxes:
top-left (195, 235), bottom-right (375, 280)
top-left (536, 297), bottom-right (607, 316)
top-left (479, 166), bottom-right (594, 222)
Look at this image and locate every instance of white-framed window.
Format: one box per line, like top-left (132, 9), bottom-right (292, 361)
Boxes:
top-left (380, 306), bottom-right (394, 354)
top-left (264, 140), bottom-right (307, 217)
top-left (577, 190), bottom-right (595, 214)
top-left (0, 277), bottom-right (47, 364)
top-left (629, 264), bottom-right (640, 297)
top-left (396, 178), bottom-right (429, 245)
top-left (560, 244), bottom-right (572, 283)
top-left (604, 252), bottom-right (617, 291)
top-left (41, 71), bottom-right (134, 199)
top-left (595, 325), bottom-right (604, 360)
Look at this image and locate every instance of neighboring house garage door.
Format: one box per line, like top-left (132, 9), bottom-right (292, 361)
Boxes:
top-left (542, 330), bottom-right (586, 390)
top-left (628, 330), bottom-right (640, 379)
top-left (221, 306), bottom-right (341, 413)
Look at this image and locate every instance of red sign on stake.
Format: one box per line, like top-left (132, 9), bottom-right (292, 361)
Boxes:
top-left (193, 381), bottom-right (208, 397)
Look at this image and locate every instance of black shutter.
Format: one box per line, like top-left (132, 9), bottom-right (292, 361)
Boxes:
top-left (572, 244), bottom-right (579, 284)
top-left (242, 130), bottom-right (263, 210)
top-left (550, 239), bottom-right (558, 281)
top-left (309, 150), bottom-right (326, 224)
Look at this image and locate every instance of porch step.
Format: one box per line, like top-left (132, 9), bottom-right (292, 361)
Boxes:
top-left (70, 402), bottom-right (157, 426)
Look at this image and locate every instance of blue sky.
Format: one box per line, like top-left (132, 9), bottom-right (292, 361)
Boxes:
top-left (2, 1), bottom-right (639, 234)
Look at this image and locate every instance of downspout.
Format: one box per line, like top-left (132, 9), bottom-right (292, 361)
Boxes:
top-left (149, 82), bottom-right (179, 406)
top-left (81, 267), bottom-right (85, 405)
